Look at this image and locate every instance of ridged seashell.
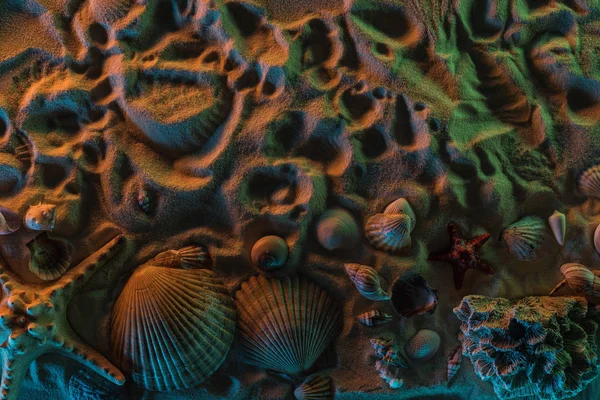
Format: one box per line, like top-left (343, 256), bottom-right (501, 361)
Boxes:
top-left (27, 233), bottom-right (73, 281)
top-left (235, 275), bottom-right (342, 375)
top-left (365, 213), bottom-right (412, 252)
top-left (548, 210), bottom-right (566, 246)
top-left (356, 310), bottom-right (392, 327)
top-left (316, 209), bottom-right (361, 251)
top-left (577, 165), bottom-right (600, 199)
top-left (24, 203), bottom-right (56, 231)
top-left (405, 329), bottom-right (441, 361)
top-left (294, 375), bottom-right (334, 400)
top-left (68, 370), bottom-right (120, 400)
top-left (0, 206), bottom-right (20, 234)
top-left (383, 198), bottom-right (416, 229)
top-left (594, 224), bottom-right (600, 255)
top-left (369, 338), bottom-right (408, 368)
top-left (447, 345), bottom-right (462, 385)
top-left (370, 338), bottom-right (392, 359)
top-left (549, 263), bottom-right (600, 296)
top-left (390, 271), bottom-right (438, 318)
top-left (251, 235), bottom-right (289, 270)
top-left (150, 245), bottom-right (209, 269)
top-left (500, 216), bottom-right (547, 262)
top-left (344, 263), bottom-right (389, 301)
top-left (137, 190), bottom-right (150, 213)
top-left (111, 266), bottom-right (236, 391)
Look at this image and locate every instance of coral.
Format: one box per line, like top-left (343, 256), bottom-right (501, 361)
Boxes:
top-left (454, 295), bottom-right (600, 400)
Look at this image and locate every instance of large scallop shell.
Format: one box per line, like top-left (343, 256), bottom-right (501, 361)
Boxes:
top-left (150, 245), bottom-right (209, 269)
top-left (344, 263), bottom-right (389, 301)
top-left (316, 209), bottom-right (360, 251)
top-left (405, 329), bottom-right (441, 361)
top-left (235, 275), bottom-right (342, 376)
top-left (294, 375), bottom-right (335, 400)
top-left (0, 206), bottom-right (20, 235)
top-left (251, 235), bottom-right (289, 270)
top-left (500, 216), bottom-right (548, 262)
top-left (390, 271), bottom-right (438, 318)
top-left (27, 233), bottom-right (73, 281)
top-left (111, 265), bottom-right (236, 391)
top-left (383, 198), bottom-right (416, 228)
top-left (578, 165), bottom-right (600, 199)
top-left (365, 213), bottom-right (412, 252)
top-left (548, 210), bottom-right (566, 246)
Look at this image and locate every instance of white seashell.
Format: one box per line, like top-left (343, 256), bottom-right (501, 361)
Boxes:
top-left (344, 263), bottom-right (389, 301)
top-left (548, 210), bottom-right (566, 246)
top-left (316, 208), bottom-right (361, 251)
top-left (294, 375), bottom-right (334, 400)
top-left (405, 329), bottom-right (441, 361)
top-left (500, 216), bottom-right (548, 262)
top-left (365, 212), bottom-right (412, 253)
top-left (594, 224), bottom-right (600, 255)
top-left (24, 203), bottom-right (56, 231)
top-left (0, 206), bottom-right (20, 235)
top-left (578, 165), bottom-right (600, 199)
top-left (383, 198), bottom-right (416, 229)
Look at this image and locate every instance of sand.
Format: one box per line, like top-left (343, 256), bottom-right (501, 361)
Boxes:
top-left (0, 0), bottom-right (600, 399)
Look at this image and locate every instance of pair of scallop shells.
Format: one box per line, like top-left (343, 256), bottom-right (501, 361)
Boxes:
top-left (316, 209), bottom-right (361, 251)
top-left (251, 235), bottom-right (289, 270)
top-left (365, 198), bottom-right (415, 253)
top-left (344, 263), bottom-right (389, 301)
top-left (500, 215), bottom-right (549, 262)
top-left (549, 263), bottom-right (600, 296)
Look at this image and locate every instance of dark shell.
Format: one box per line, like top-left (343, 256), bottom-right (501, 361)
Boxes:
top-left (389, 271), bottom-right (438, 318)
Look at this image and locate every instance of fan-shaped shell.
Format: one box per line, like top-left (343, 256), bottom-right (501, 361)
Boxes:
top-left (235, 275), bottom-right (342, 376)
top-left (390, 271), bottom-right (438, 318)
top-left (0, 206), bottom-right (20, 234)
top-left (111, 265), bottom-right (236, 391)
top-left (68, 370), bottom-right (121, 400)
top-left (578, 165), bottom-right (600, 199)
top-left (383, 198), bottom-right (416, 228)
top-left (316, 209), bottom-right (360, 251)
top-left (150, 245), bottom-right (209, 269)
top-left (294, 375), bottom-right (335, 400)
top-left (27, 233), bottom-right (73, 281)
top-left (365, 213), bottom-right (412, 252)
top-left (405, 329), bottom-right (441, 361)
top-left (344, 263), bottom-right (389, 301)
top-left (560, 263), bottom-right (596, 293)
top-left (24, 203), bottom-right (56, 231)
top-left (356, 310), bottom-right (392, 327)
top-left (251, 235), bottom-right (289, 270)
top-left (500, 216), bottom-right (547, 262)
top-left (548, 210), bottom-right (566, 246)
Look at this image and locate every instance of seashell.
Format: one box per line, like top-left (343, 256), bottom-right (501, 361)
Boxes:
top-left (27, 233), bottom-right (73, 281)
top-left (24, 203), bottom-right (56, 231)
top-left (251, 235), bottom-right (288, 270)
top-left (375, 360), bottom-right (404, 389)
top-left (356, 310), bottom-right (392, 327)
top-left (370, 338), bottom-right (393, 359)
top-left (500, 216), bottom-right (547, 262)
top-left (316, 209), bottom-right (361, 251)
top-left (390, 271), bottom-right (438, 318)
top-left (0, 206), bottom-right (20, 234)
top-left (294, 375), bottom-right (335, 400)
top-left (344, 263), bottom-right (389, 301)
top-left (111, 265), bottom-right (236, 391)
top-left (235, 275), bottom-right (342, 376)
top-left (405, 329), bottom-right (441, 361)
top-left (369, 338), bottom-right (408, 368)
top-left (577, 165), bottom-right (600, 199)
top-left (548, 210), bottom-right (566, 246)
top-left (447, 345), bottom-right (462, 385)
top-left (383, 198), bottom-right (416, 229)
top-left (150, 245), bottom-right (210, 269)
top-left (68, 370), bottom-right (120, 400)
top-left (594, 224), bottom-right (600, 255)
top-left (137, 190), bottom-right (150, 213)
top-left (365, 213), bottom-right (412, 252)
top-left (549, 263), bottom-right (600, 296)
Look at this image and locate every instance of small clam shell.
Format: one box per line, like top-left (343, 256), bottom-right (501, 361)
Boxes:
top-left (560, 263), bottom-right (595, 293)
top-left (446, 345), bottom-right (462, 385)
top-left (294, 375), bottom-right (334, 400)
top-left (251, 235), bottom-right (288, 270)
top-left (500, 215), bottom-right (548, 262)
top-left (316, 209), bottom-right (360, 251)
top-left (344, 263), bottom-right (389, 301)
top-left (548, 210), bottom-right (566, 246)
top-left (390, 271), bottom-right (438, 318)
top-left (365, 213), bottom-right (412, 253)
top-left (27, 233), bottom-right (73, 281)
top-left (24, 203), bottom-right (56, 231)
top-left (356, 310), bottom-right (392, 327)
top-left (405, 329), bottom-right (441, 361)
top-left (383, 198), bottom-right (416, 229)
top-left (0, 206), bottom-right (20, 235)
top-left (578, 165), bottom-right (600, 199)
top-left (151, 246), bottom-right (210, 269)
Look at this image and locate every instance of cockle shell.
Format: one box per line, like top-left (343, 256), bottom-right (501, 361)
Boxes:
top-left (365, 213), bottom-right (413, 252)
top-left (344, 263), bottom-right (389, 301)
top-left (383, 198), bottom-right (416, 229)
top-left (235, 275), bottom-right (342, 376)
top-left (27, 233), bottom-right (73, 281)
top-left (500, 216), bottom-right (547, 262)
top-left (390, 271), bottom-right (438, 318)
top-left (549, 263), bottom-right (600, 296)
top-left (446, 345), bottom-right (462, 385)
top-left (251, 235), bottom-right (289, 270)
top-left (68, 370), bottom-right (121, 400)
top-left (548, 210), bottom-right (566, 246)
top-left (24, 203), bottom-right (56, 231)
top-left (405, 329), bottom-right (441, 361)
top-left (111, 266), bottom-right (236, 391)
top-left (316, 208), bottom-right (361, 251)
top-left (294, 375), bottom-right (334, 400)
top-left (577, 165), bottom-right (600, 199)
top-left (594, 224), bottom-right (600, 255)
top-left (0, 206), bottom-right (20, 234)
top-left (356, 310), bottom-right (392, 327)
top-left (150, 245), bottom-right (210, 269)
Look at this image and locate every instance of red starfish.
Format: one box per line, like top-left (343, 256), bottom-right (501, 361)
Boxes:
top-left (428, 222), bottom-right (493, 290)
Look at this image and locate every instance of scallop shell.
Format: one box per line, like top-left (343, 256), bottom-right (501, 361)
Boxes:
top-left (594, 224), bottom-right (600, 255)
top-left (405, 329), bottom-right (441, 361)
top-left (24, 203), bottom-right (56, 231)
top-left (235, 275), bottom-right (342, 376)
top-left (68, 370), bottom-right (121, 400)
top-left (390, 271), bottom-right (438, 318)
top-left (111, 265), bottom-right (236, 391)
top-left (548, 210), bottom-right (566, 246)
top-left (383, 198), bottom-right (416, 229)
top-left (365, 213), bottom-right (412, 252)
top-left (549, 263), bottom-right (597, 296)
top-left (577, 165), bottom-right (600, 199)
top-left (150, 245), bottom-right (209, 269)
top-left (251, 235), bottom-right (289, 270)
top-left (0, 206), bottom-right (20, 234)
top-left (500, 216), bottom-right (547, 262)
top-left (27, 233), bottom-right (73, 281)
top-left (356, 310), bottom-right (392, 327)
top-left (294, 375), bottom-right (335, 400)
top-left (446, 345), bottom-right (462, 385)
top-left (344, 263), bottom-right (389, 301)
top-left (316, 209), bottom-right (360, 251)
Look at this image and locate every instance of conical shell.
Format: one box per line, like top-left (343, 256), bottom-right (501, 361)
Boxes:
top-left (383, 198), bottom-right (416, 229)
top-left (356, 310), bottom-right (392, 327)
top-left (594, 224), bottom-right (600, 255)
top-left (137, 190), bottom-right (150, 213)
top-left (294, 375), bottom-right (335, 400)
top-left (251, 235), bottom-right (289, 270)
top-left (548, 210), bottom-right (566, 246)
top-left (24, 203), bottom-right (56, 231)
top-left (447, 345), bottom-right (462, 385)
top-left (365, 213), bottom-right (412, 252)
top-left (405, 329), bottom-right (441, 361)
top-left (577, 165), bottom-right (600, 199)
top-left (0, 206), bottom-right (20, 234)
top-left (235, 275), bottom-right (342, 376)
top-left (111, 265), bottom-right (236, 391)
top-left (27, 233), bottom-right (73, 281)
top-left (344, 263), bottom-right (389, 301)
top-left (390, 271), bottom-right (438, 318)
top-left (68, 370), bottom-right (120, 400)
top-left (500, 216), bottom-right (547, 262)
top-left (316, 209), bottom-right (361, 251)
top-left (560, 263), bottom-right (595, 293)
top-left (150, 245), bottom-right (209, 269)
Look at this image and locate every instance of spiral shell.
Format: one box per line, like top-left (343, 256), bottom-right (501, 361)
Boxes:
top-left (383, 198), bottom-right (416, 228)
top-left (294, 375), bottom-right (335, 400)
top-left (344, 263), bottom-right (389, 301)
top-left (251, 235), bottom-right (289, 270)
top-left (316, 209), bottom-right (361, 251)
top-left (390, 271), bottom-right (438, 318)
top-left (369, 338), bottom-right (408, 368)
top-left (446, 345), bottom-right (462, 385)
top-left (578, 165), bottom-right (600, 199)
top-left (548, 210), bottom-right (566, 246)
top-left (356, 310), bottom-right (392, 327)
top-left (365, 213), bottom-right (412, 252)
top-left (0, 206), bottom-right (20, 234)
top-left (500, 216), bottom-right (548, 262)
top-left (111, 265), bottom-right (236, 391)
top-left (27, 233), bottom-right (73, 281)
top-left (150, 245), bottom-right (210, 269)
top-left (405, 329), bottom-right (441, 361)
top-left (24, 203), bottom-right (56, 231)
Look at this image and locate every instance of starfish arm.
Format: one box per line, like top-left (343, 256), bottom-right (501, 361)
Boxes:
top-left (447, 223), bottom-right (460, 241)
top-left (469, 233), bottom-right (491, 249)
top-left (452, 264), bottom-right (466, 290)
top-left (0, 349), bottom-right (33, 400)
top-left (477, 260), bottom-right (495, 275)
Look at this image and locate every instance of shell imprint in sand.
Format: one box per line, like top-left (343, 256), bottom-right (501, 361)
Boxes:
top-left (344, 263), bottom-right (389, 301)
top-left (365, 212), bottom-right (413, 253)
top-left (316, 209), bottom-right (361, 251)
top-left (24, 203), bottom-right (56, 231)
top-left (251, 235), bottom-right (289, 270)
top-left (0, 207), bottom-right (20, 235)
top-left (577, 165), bottom-right (600, 199)
top-left (548, 210), bottom-right (566, 246)
top-left (500, 215), bottom-right (548, 262)
top-left (149, 245), bottom-right (210, 269)
top-left (356, 310), bottom-right (392, 327)
top-left (405, 329), bottom-right (441, 361)
top-left (27, 233), bottom-right (74, 281)
top-left (111, 264), bottom-right (236, 391)
top-left (235, 275), bottom-right (342, 376)
top-left (549, 263), bottom-right (600, 296)
top-left (389, 271), bottom-right (438, 318)
top-left (294, 375), bottom-right (335, 400)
